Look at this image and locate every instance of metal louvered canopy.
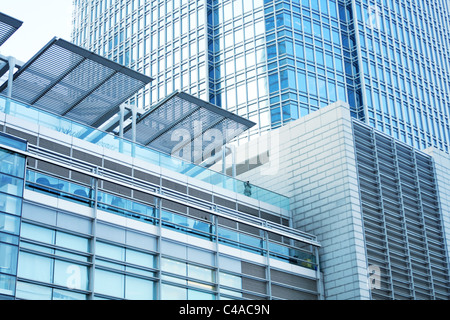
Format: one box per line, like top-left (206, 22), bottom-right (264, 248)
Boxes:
top-left (0, 12), bottom-right (22, 47)
top-left (0, 37), bottom-right (153, 128)
top-left (123, 91), bottom-right (255, 159)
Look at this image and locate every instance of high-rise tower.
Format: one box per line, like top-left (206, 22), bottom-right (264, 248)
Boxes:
top-left (72, 0), bottom-right (450, 152)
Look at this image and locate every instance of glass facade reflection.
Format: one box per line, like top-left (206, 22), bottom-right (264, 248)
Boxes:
top-left (0, 134), bottom-right (26, 299)
top-left (72, 0), bottom-right (450, 151)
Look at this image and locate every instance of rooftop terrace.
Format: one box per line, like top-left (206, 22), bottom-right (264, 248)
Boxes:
top-left (0, 94), bottom-right (290, 211)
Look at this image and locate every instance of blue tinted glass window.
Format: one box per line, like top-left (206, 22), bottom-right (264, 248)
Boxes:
top-left (318, 78), bottom-right (327, 100)
top-left (21, 223), bottom-right (55, 244)
top-left (54, 260), bottom-right (89, 291)
top-left (335, 56), bottom-right (343, 72)
top-left (320, 0), bottom-right (328, 14)
top-left (17, 252), bottom-right (52, 283)
top-left (161, 283), bottom-right (186, 300)
top-left (0, 193), bottom-right (22, 216)
top-left (313, 22), bottom-right (321, 38)
top-left (53, 288), bottom-right (87, 300)
top-left (0, 133), bottom-right (27, 152)
top-left (328, 81), bottom-right (337, 101)
top-left (271, 107), bottom-right (281, 123)
top-left (288, 69), bottom-right (296, 89)
top-left (297, 71), bottom-right (307, 92)
top-left (265, 15), bottom-right (275, 31)
top-left (269, 73), bottom-right (279, 92)
top-left (188, 289), bottom-right (214, 300)
top-left (283, 13), bottom-right (291, 28)
top-left (0, 174), bottom-right (24, 197)
top-left (332, 29), bottom-right (340, 45)
top-left (55, 232), bottom-right (90, 253)
top-left (278, 41), bottom-right (286, 55)
top-left (303, 19), bottom-right (311, 34)
top-left (0, 212), bottom-right (20, 235)
top-left (0, 150), bottom-right (25, 178)
top-left (126, 249), bottom-right (155, 268)
top-left (293, 15), bottom-right (301, 31)
top-left (94, 269), bottom-right (124, 298)
top-left (329, 1), bottom-right (337, 18)
top-left (316, 49), bottom-right (324, 66)
top-left (280, 70), bottom-right (289, 89)
top-left (96, 241), bottom-right (125, 261)
top-left (15, 282), bottom-right (52, 300)
top-left (308, 75), bottom-right (317, 96)
top-left (323, 25), bottom-right (331, 41)
top-left (0, 274), bottom-right (15, 296)
top-left (305, 46), bottom-right (314, 62)
top-left (125, 276), bottom-right (155, 300)
top-left (0, 243), bottom-right (18, 275)
top-left (295, 43), bottom-right (304, 59)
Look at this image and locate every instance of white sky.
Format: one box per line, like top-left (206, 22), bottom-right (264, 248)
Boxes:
top-left (0, 0), bottom-right (74, 63)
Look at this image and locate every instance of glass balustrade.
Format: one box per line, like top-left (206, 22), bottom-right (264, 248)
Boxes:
top-left (24, 170), bottom-right (316, 270)
top-left (0, 95), bottom-right (289, 210)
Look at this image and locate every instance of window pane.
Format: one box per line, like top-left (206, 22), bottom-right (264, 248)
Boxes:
top-left (0, 150), bottom-right (25, 178)
top-left (0, 273), bottom-right (15, 296)
top-left (0, 212), bottom-right (20, 235)
top-left (0, 134), bottom-right (27, 151)
top-left (17, 252), bottom-right (52, 283)
top-left (0, 193), bottom-right (22, 216)
top-left (126, 249), bottom-right (155, 268)
top-left (54, 260), bottom-right (89, 291)
top-left (219, 272), bottom-right (242, 289)
top-left (96, 241), bottom-right (125, 261)
top-left (55, 232), bottom-right (89, 253)
top-left (20, 223), bottom-right (55, 244)
top-left (15, 282), bottom-right (52, 300)
top-left (0, 174), bottom-right (24, 197)
top-left (94, 269), bottom-right (124, 298)
top-left (0, 243), bottom-right (18, 275)
top-left (125, 276), bottom-right (155, 300)
top-left (269, 73), bottom-right (279, 92)
top-left (161, 258), bottom-right (186, 277)
top-left (161, 283), bottom-right (186, 300)
top-left (188, 264), bottom-right (213, 283)
top-left (188, 289), bottom-right (214, 300)
top-left (53, 288), bottom-right (87, 300)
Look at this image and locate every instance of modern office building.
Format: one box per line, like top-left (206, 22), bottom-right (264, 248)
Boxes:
top-left (1, 0), bottom-right (448, 301)
top-left (234, 101), bottom-right (450, 300)
top-left (72, 0), bottom-right (450, 153)
top-left (0, 12), bottom-right (323, 300)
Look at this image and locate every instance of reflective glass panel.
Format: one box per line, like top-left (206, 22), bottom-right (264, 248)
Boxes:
top-left (125, 276), bottom-right (155, 300)
top-left (17, 252), bottom-right (53, 283)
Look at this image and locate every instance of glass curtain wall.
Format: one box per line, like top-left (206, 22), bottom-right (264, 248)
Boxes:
top-left (0, 134), bottom-right (27, 299)
top-left (353, 0), bottom-right (450, 152)
top-left (72, 0), bottom-right (208, 114)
